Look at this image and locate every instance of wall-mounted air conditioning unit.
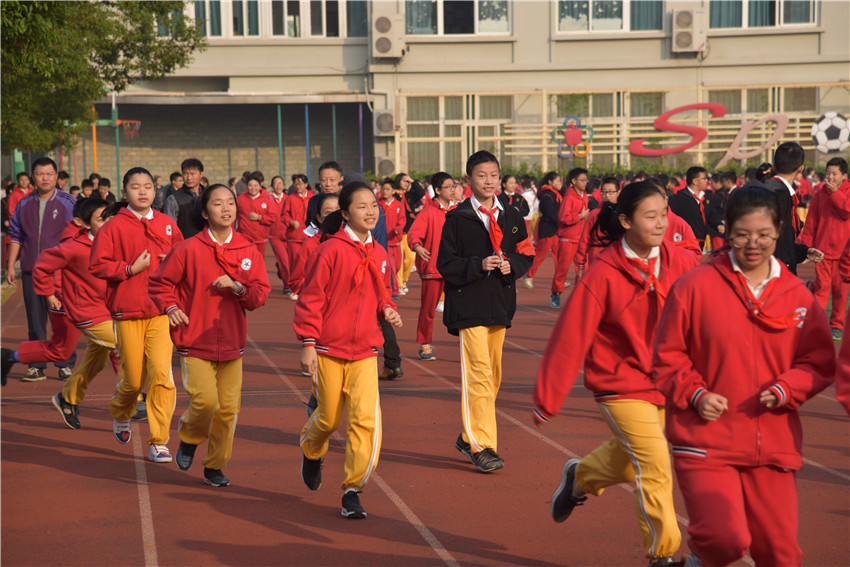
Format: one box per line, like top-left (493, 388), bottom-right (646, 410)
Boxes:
top-left (371, 9), bottom-right (405, 59)
top-left (374, 110), bottom-right (395, 137)
top-left (377, 157), bottom-right (396, 176)
top-left (672, 9), bottom-right (706, 53)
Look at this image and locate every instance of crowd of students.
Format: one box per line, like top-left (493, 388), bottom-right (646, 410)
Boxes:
top-left (1, 142), bottom-right (847, 565)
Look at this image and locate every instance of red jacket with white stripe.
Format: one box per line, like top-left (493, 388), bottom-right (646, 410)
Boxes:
top-left (666, 209), bottom-right (702, 259)
top-left (269, 193), bottom-right (287, 240)
top-left (407, 199), bottom-right (451, 278)
top-left (534, 241), bottom-right (699, 422)
top-left (236, 190), bottom-right (277, 245)
top-left (287, 231), bottom-right (321, 295)
top-left (149, 229), bottom-right (270, 361)
top-left (797, 180), bottom-right (850, 259)
top-left (653, 254), bottom-right (835, 469)
top-left (556, 188), bottom-right (588, 242)
top-left (33, 228), bottom-right (110, 328)
top-left (293, 230), bottom-right (396, 361)
top-left (282, 192), bottom-right (312, 243)
top-left (90, 207), bottom-right (183, 319)
top-left (380, 197), bottom-right (405, 247)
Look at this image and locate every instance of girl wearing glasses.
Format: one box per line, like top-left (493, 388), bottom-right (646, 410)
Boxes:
top-left (653, 183), bottom-right (834, 567)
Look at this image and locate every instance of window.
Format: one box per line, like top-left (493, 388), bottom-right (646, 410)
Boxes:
top-left (709, 90), bottom-right (743, 115)
top-left (630, 92), bottom-right (663, 117)
top-left (195, 0), bottom-right (222, 36)
top-left (310, 0), bottom-right (339, 37)
top-left (747, 88), bottom-right (769, 113)
top-left (710, 0), bottom-right (816, 29)
top-left (158, 10), bottom-right (183, 37)
top-left (232, 0), bottom-right (260, 36)
top-left (557, 1), bottom-right (663, 33)
top-left (783, 87), bottom-right (817, 112)
top-left (346, 0), bottom-right (368, 37)
top-left (272, 0), bottom-right (301, 36)
top-left (480, 96), bottom-right (512, 120)
top-left (405, 0), bottom-right (510, 35)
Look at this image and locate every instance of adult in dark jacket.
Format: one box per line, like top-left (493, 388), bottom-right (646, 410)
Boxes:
top-left (668, 166), bottom-right (709, 248)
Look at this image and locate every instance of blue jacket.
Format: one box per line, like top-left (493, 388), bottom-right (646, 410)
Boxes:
top-left (8, 189), bottom-right (76, 272)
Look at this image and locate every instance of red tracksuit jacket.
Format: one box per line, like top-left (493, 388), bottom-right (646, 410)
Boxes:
top-left (533, 241), bottom-right (699, 422)
top-left (33, 228), bottom-right (110, 328)
top-left (653, 253), bottom-right (835, 469)
top-left (287, 231), bottom-right (321, 295)
top-left (293, 230), bottom-right (396, 361)
top-left (407, 199), bottom-right (452, 278)
top-left (149, 229), bottom-right (271, 361)
top-left (574, 206), bottom-right (601, 268)
top-left (666, 209), bottom-right (702, 258)
top-left (380, 197), bottom-right (405, 247)
top-left (269, 193), bottom-right (287, 240)
top-left (236, 190), bottom-right (277, 244)
top-left (797, 180), bottom-right (850, 259)
top-left (282, 192), bottom-right (312, 243)
top-left (90, 207), bottom-right (183, 319)
top-left (556, 188), bottom-right (588, 242)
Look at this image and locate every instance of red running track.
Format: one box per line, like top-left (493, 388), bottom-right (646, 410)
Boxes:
top-left (1, 254), bottom-right (848, 566)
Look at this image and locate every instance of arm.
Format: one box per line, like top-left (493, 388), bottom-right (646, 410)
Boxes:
top-left (389, 206), bottom-right (405, 239)
top-left (436, 216), bottom-right (487, 287)
top-left (840, 239), bottom-right (850, 283)
top-left (237, 247), bottom-right (272, 310)
top-left (827, 185), bottom-right (850, 221)
top-left (90, 226), bottom-right (132, 281)
top-left (516, 195), bottom-right (531, 218)
top-left (164, 195), bottom-right (178, 221)
top-left (32, 244), bottom-right (69, 297)
top-left (406, 210), bottom-right (428, 252)
top-left (559, 194), bottom-right (582, 227)
top-left (836, 333), bottom-right (850, 415)
top-left (258, 200), bottom-right (278, 227)
top-left (575, 219), bottom-right (591, 268)
top-left (293, 252), bottom-right (330, 345)
top-left (538, 193), bottom-right (559, 223)
top-left (148, 247), bottom-right (185, 314)
top-left (502, 213), bottom-right (534, 280)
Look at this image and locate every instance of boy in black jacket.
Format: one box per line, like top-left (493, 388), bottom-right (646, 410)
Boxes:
top-left (437, 151), bottom-right (534, 473)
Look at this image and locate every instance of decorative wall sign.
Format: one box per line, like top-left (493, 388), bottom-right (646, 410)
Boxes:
top-left (552, 115), bottom-right (594, 159)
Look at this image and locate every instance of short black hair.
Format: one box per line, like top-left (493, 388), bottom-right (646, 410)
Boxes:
top-left (170, 171), bottom-right (183, 183)
top-left (75, 197), bottom-right (110, 224)
top-left (318, 161), bottom-right (343, 175)
top-left (772, 142), bottom-right (804, 175)
top-left (32, 157), bottom-right (57, 174)
top-left (99, 177), bottom-right (111, 189)
top-left (89, 172), bottom-right (101, 181)
top-left (686, 166), bottom-right (707, 186)
top-left (58, 170), bottom-right (70, 180)
top-left (465, 150), bottom-right (499, 176)
top-left (81, 179), bottom-right (94, 190)
top-left (826, 157), bottom-right (848, 175)
top-left (247, 173), bottom-right (263, 184)
top-left (181, 158), bottom-right (204, 173)
top-left (291, 173), bottom-right (309, 184)
top-left (567, 167), bottom-right (588, 186)
top-left (721, 170), bottom-right (738, 185)
top-left (16, 172), bottom-right (29, 182)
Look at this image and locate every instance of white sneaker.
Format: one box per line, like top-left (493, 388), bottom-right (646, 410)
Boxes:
top-left (148, 444), bottom-right (172, 463)
top-left (435, 301), bottom-right (444, 313)
top-left (290, 293), bottom-right (299, 301)
top-left (113, 419), bottom-right (131, 444)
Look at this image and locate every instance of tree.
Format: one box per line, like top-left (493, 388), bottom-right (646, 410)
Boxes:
top-left (1, 1), bottom-right (205, 154)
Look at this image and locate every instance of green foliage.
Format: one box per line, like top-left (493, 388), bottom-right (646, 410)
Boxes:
top-left (1, 1), bottom-right (205, 153)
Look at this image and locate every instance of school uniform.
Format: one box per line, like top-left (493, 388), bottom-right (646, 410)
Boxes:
top-left (236, 189), bottom-right (277, 255)
top-left (149, 228), bottom-right (270, 471)
top-left (287, 226), bottom-right (322, 295)
top-left (535, 240), bottom-right (699, 560)
top-left (764, 177), bottom-right (808, 273)
top-left (497, 191), bottom-right (531, 219)
top-left (294, 226), bottom-right (395, 492)
top-left (666, 209), bottom-right (703, 259)
top-left (438, 197), bottom-right (534, 454)
top-left (380, 196), bottom-right (405, 279)
top-left (797, 180), bottom-right (850, 330)
top-left (668, 186), bottom-right (708, 246)
top-left (282, 191), bottom-right (312, 269)
top-left (706, 188), bottom-right (731, 251)
top-left (526, 185), bottom-right (561, 278)
top-left (653, 252), bottom-right (835, 567)
top-left (399, 190), bottom-right (422, 285)
top-left (407, 198), bottom-right (453, 345)
top-left (552, 187), bottom-right (589, 292)
top-left (90, 206), bottom-right (184, 446)
top-left (574, 206), bottom-right (601, 269)
top-left (268, 193), bottom-right (290, 288)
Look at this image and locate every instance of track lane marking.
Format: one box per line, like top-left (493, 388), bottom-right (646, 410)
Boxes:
top-left (131, 423), bottom-right (159, 567)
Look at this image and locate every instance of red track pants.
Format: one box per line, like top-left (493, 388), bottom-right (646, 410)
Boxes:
top-left (551, 240), bottom-right (579, 293)
top-left (813, 258), bottom-right (848, 330)
top-left (17, 310), bottom-right (81, 364)
top-left (269, 237), bottom-right (290, 286)
top-left (527, 235), bottom-right (558, 279)
top-left (416, 277), bottom-right (444, 345)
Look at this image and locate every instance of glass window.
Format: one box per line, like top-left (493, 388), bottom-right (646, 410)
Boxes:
top-left (480, 95), bottom-right (512, 120)
top-left (748, 0), bottom-right (775, 26)
top-left (272, 0), bottom-right (285, 35)
top-left (408, 124), bottom-right (440, 137)
top-left (288, 0), bottom-right (301, 36)
top-left (445, 96), bottom-right (463, 120)
top-left (709, 0), bottom-right (742, 28)
top-left (558, 0), bottom-right (589, 31)
top-left (347, 0), bottom-right (368, 37)
top-left (233, 0), bottom-right (244, 35)
top-left (747, 89), bottom-right (769, 113)
top-left (408, 97), bottom-right (439, 121)
top-left (631, 0), bottom-right (662, 31)
top-left (195, 0), bottom-right (221, 36)
top-left (326, 0), bottom-right (339, 37)
top-left (311, 0), bottom-right (323, 35)
top-left (444, 124), bottom-right (462, 137)
top-left (631, 92), bottom-right (663, 117)
top-left (784, 87), bottom-right (816, 112)
top-left (592, 0), bottom-right (622, 31)
top-left (783, 0), bottom-right (812, 24)
top-left (247, 0), bottom-right (259, 35)
top-left (708, 90), bottom-right (742, 115)
top-left (409, 142), bottom-right (440, 172)
top-left (592, 93), bottom-right (614, 117)
top-left (479, 0), bottom-right (509, 33)
top-left (445, 0), bottom-right (474, 34)
top-left (406, 0), bottom-right (437, 34)
top-left (445, 142), bottom-right (463, 175)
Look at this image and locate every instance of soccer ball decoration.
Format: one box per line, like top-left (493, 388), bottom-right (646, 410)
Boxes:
top-left (811, 112), bottom-right (850, 154)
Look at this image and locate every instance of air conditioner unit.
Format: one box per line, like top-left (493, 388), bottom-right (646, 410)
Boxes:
top-left (377, 157), bottom-right (396, 176)
top-left (672, 9), bottom-right (706, 53)
top-left (371, 10), bottom-right (405, 59)
top-left (374, 109), bottom-right (395, 137)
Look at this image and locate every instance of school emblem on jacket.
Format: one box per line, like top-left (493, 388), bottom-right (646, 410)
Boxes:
top-left (166, 224), bottom-right (173, 236)
top-left (381, 261), bottom-right (387, 274)
top-left (241, 258), bottom-right (252, 271)
top-left (794, 307), bottom-right (807, 328)
top-left (673, 232), bottom-right (682, 242)
top-left (52, 209), bottom-right (58, 220)
top-left (261, 203), bottom-right (267, 209)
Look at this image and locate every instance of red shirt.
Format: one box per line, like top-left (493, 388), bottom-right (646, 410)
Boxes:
top-left (236, 190), bottom-right (277, 244)
top-left (282, 192), bottom-right (312, 243)
top-left (6, 185), bottom-right (31, 217)
top-left (575, 207), bottom-right (602, 268)
top-left (666, 209), bottom-right (702, 259)
top-left (90, 207), bottom-right (183, 319)
top-left (149, 229), bottom-right (270, 361)
top-left (797, 180), bottom-right (850, 259)
top-left (407, 199), bottom-right (452, 278)
top-left (653, 254), bottom-right (835, 469)
top-left (556, 187), bottom-right (588, 242)
top-left (380, 197), bottom-right (405, 246)
top-left (287, 231), bottom-right (321, 295)
top-left (269, 193), bottom-right (287, 240)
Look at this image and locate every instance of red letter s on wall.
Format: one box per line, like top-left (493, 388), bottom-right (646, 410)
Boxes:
top-left (629, 103), bottom-right (727, 157)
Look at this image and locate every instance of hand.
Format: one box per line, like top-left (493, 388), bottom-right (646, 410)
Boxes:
top-left (718, 224), bottom-right (725, 234)
top-left (579, 207), bottom-right (589, 220)
top-left (130, 250), bottom-right (151, 275)
top-left (384, 307), bottom-right (402, 327)
top-left (825, 180), bottom-right (839, 193)
top-left (498, 256), bottom-right (511, 275)
top-left (806, 248), bottom-right (824, 263)
top-left (482, 255), bottom-right (501, 271)
top-left (760, 389), bottom-right (779, 408)
top-left (6, 264), bottom-right (16, 285)
top-left (168, 308), bottom-right (190, 326)
top-left (248, 212), bottom-right (260, 221)
top-left (301, 345), bottom-right (317, 375)
top-left (697, 392), bottom-right (728, 421)
top-left (290, 220), bottom-right (300, 229)
top-left (414, 246), bottom-right (431, 261)
top-left (46, 295), bottom-right (62, 310)
top-left (212, 275), bottom-right (240, 293)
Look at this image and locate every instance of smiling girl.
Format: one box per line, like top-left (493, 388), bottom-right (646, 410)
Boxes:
top-left (534, 181), bottom-right (700, 567)
top-left (236, 173), bottom-right (277, 255)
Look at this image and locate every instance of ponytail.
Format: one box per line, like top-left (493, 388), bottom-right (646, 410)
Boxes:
top-left (590, 180), bottom-right (665, 248)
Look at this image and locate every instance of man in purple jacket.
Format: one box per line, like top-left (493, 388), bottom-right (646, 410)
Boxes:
top-left (6, 157), bottom-right (77, 381)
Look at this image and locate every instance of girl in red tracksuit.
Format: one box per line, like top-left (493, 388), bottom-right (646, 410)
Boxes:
top-left (407, 171), bottom-right (455, 361)
top-left (287, 193), bottom-right (339, 298)
top-left (268, 175), bottom-right (291, 295)
top-left (379, 179), bottom-right (405, 281)
top-left (524, 171), bottom-right (562, 288)
top-left (534, 181), bottom-right (700, 567)
top-left (236, 174), bottom-right (277, 255)
top-left (282, 174), bottom-right (313, 277)
top-left (550, 167), bottom-right (590, 308)
top-left (150, 184), bottom-right (270, 487)
top-left (575, 176), bottom-right (620, 275)
top-left (653, 184), bottom-right (835, 567)
top-left (295, 181), bottom-right (402, 520)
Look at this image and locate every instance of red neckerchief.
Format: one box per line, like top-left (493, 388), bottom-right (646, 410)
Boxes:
top-left (543, 185), bottom-right (562, 204)
top-left (572, 188), bottom-right (589, 213)
top-left (733, 270), bottom-right (801, 330)
top-left (140, 217), bottom-right (171, 248)
top-left (212, 239), bottom-right (244, 284)
top-left (477, 205), bottom-right (503, 256)
top-left (772, 176), bottom-right (802, 236)
top-left (351, 237), bottom-right (391, 308)
top-left (692, 190), bottom-right (706, 223)
top-left (626, 256), bottom-right (666, 309)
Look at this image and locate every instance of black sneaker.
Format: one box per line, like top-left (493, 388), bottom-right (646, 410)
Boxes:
top-left (203, 467), bottom-right (230, 487)
top-left (51, 393), bottom-right (80, 429)
top-left (1, 348), bottom-right (14, 387)
top-left (341, 490), bottom-right (367, 519)
top-left (649, 557), bottom-right (685, 567)
top-left (471, 448), bottom-right (504, 473)
top-left (832, 327), bottom-right (843, 341)
top-left (379, 366), bottom-right (403, 381)
top-left (131, 393), bottom-right (147, 421)
top-left (305, 393), bottom-right (318, 417)
top-left (549, 292), bottom-right (561, 309)
top-left (454, 433), bottom-right (473, 464)
top-left (57, 367), bottom-right (72, 381)
top-left (22, 367), bottom-right (46, 382)
top-left (301, 453), bottom-right (322, 491)
top-left (551, 458), bottom-right (587, 522)
top-left (175, 441), bottom-right (198, 471)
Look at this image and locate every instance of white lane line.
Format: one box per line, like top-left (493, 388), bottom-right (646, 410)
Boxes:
top-left (248, 337), bottom-right (460, 567)
top-left (131, 423), bottom-right (159, 567)
top-left (802, 457), bottom-right (850, 482)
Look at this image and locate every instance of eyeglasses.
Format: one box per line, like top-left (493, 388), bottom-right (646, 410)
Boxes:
top-left (601, 190), bottom-right (618, 195)
top-left (730, 234), bottom-right (778, 249)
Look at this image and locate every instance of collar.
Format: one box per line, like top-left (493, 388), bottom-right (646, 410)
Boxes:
top-left (687, 186), bottom-right (703, 200)
top-left (207, 227), bottom-right (234, 246)
top-left (621, 237), bottom-right (661, 279)
top-left (728, 251), bottom-right (781, 299)
top-left (87, 231), bottom-right (95, 241)
top-left (344, 223), bottom-right (372, 245)
top-left (772, 175), bottom-right (796, 196)
top-left (128, 206), bottom-right (155, 220)
top-left (470, 194), bottom-right (503, 213)
top-left (304, 224), bottom-right (319, 238)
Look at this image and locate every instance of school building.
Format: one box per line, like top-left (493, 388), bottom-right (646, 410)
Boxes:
top-left (11, 0), bottom-right (850, 185)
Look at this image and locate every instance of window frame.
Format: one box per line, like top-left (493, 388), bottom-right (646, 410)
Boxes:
top-left (405, 0), bottom-right (512, 37)
top-left (708, 0), bottom-right (818, 31)
top-left (553, 0), bottom-right (665, 35)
